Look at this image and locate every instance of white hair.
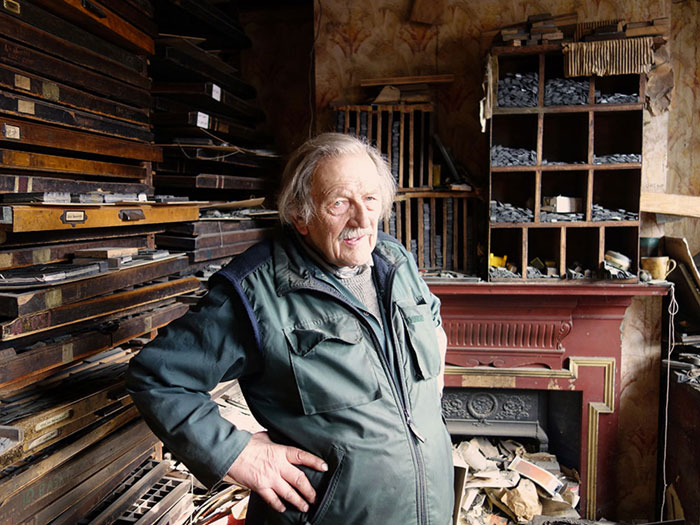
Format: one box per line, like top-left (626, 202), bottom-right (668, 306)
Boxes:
top-left (277, 133), bottom-right (396, 226)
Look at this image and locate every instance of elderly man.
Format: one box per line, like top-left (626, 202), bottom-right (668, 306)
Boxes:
top-left (126, 132), bottom-right (454, 524)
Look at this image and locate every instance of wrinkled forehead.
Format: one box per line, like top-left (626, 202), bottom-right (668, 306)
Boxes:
top-left (311, 153), bottom-right (381, 195)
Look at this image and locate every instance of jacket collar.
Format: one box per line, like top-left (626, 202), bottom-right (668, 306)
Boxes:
top-left (273, 227), bottom-right (404, 297)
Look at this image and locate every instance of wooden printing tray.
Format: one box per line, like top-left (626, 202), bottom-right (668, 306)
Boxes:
top-left (151, 41), bottom-right (256, 100)
top-left (0, 416), bottom-right (155, 523)
top-left (104, 0), bottom-right (157, 37)
top-left (29, 0), bottom-right (155, 55)
top-left (0, 37), bottom-right (151, 108)
top-left (152, 94), bottom-right (258, 129)
top-left (0, 301), bottom-right (188, 389)
top-left (154, 173), bottom-right (268, 191)
top-left (0, 275), bottom-right (200, 341)
top-left (0, 382), bottom-right (133, 469)
top-left (154, 0), bottom-right (250, 49)
top-left (0, 116), bottom-right (161, 162)
top-left (0, 91), bottom-right (153, 142)
top-left (159, 147), bottom-right (277, 169)
top-left (152, 81), bottom-right (265, 121)
top-left (0, 253), bottom-right (189, 315)
top-left (0, 235), bottom-right (148, 270)
top-left (153, 111), bottom-right (264, 145)
top-left (0, 0), bottom-right (146, 75)
top-left (34, 447), bottom-right (154, 524)
top-left (188, 238), bottom-right (263, 263)
top-left (156, 227), bottom-right (273, 251)
top-left (0, 63), bottom-right (150, 126)
top-left (0, 203), bottom-right (198, 233)
top-left (0, 150), bottom-right (149, 181)
top-left (0, 224), bottom-right (164, 248)
top-left (164, 217), bottom-right (277, 236)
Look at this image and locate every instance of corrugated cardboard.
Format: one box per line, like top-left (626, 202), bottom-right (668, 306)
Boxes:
top-left (563, 37), bottom-right (654, 76)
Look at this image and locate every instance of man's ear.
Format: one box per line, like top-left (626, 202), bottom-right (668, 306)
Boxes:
top-left (291, 216), bottom-right (309, 236)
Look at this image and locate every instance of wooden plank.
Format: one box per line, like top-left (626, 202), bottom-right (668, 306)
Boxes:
top-left (164, 218), bottom-right (276, 236)
top-left (153, 111), bottom-right (260, 144)
top-left (153, 173), bottom-right (267, 191)
top-left (0, 11), bottom-right (149, 89)
top-left (640, 192), bottom-right (700, 218)
top-left (0, 63), bottom-right (149, 125)
top-left (0, 203), bottom-right (198, 233)
top-left (0, 302), bottom-right (187, 388)
top-left (0, 37), bottom-right (151, 108)
top-left (0, 415), bottom-right (151, 523)
top-left (0, 276), bottom-right (200, 341)
top-left (0, 116), bottom-right (161, 162)
top-left (0, 224), bottom-right (163, 247)
top-left (0, 91), bottom-right (152, 142)
top-left (30, 0), bottom-right (155, 54)
top-left (0, 149), bottom-right (148, 180)
top-left (0, 235), bottom-right (148, 270)
top-left (104, 0), bottom-right (157, 36)
top-left (359, 74), bottom-right (455, 87)
top-left (156, 227), bottom-right (273, 251)
top-left (151, 82), bottom-right (264, 121)
top-left (0, 254), bottom-right (189, 317)
top-left (1, 0), bottom-right (146, 73)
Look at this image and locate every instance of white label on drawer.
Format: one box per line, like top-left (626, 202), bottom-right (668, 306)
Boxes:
top-left (14, 74), bottom-right (30, 90)
top-left (211, 84), bottom-right (221, 101)
top-left (35, 410), bottom-right (71, 432)
top-left (3, 124), bottom-right (20, 140)
top-left (196, 112), bottom-right (210, 129)
top-left (64, 210), bottom-right (85, 222)
top-left (28, 429), bottom-right (59, 450)
top-left (17, 100), bottom-right (35, 115)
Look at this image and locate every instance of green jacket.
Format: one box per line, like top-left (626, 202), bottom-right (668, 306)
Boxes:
top-left (127, 230), bottom-right (453, 525)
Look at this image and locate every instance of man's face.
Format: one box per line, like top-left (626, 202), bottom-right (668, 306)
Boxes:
top-left (293, 152), bottom-right (383, 268)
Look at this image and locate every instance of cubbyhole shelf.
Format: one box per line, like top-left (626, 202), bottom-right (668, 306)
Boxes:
top-left (593, 111), bottom-right (642, 163)
top-left (592, 169), bottom-right (641, 222)
top-left (528, 228), bottom-right (562, 279)
top-left (542, 113), bottom-right (589, 165)
top-left (490, 171), bottom-right (535, 223)
top-left (491, 114), bottom-right (538, 167)
top-left (565, 228), bottom-right (601, 279)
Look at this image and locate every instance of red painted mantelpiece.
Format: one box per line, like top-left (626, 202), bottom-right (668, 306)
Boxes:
top-left (428, 281), bottom-right (667, 520)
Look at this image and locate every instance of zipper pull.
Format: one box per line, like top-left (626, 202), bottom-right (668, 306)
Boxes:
top-left (406, 414), bottom-right (426, 443)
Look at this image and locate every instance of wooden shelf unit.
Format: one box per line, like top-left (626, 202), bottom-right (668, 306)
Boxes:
top-left (488, 47), bottom-right (644, 282)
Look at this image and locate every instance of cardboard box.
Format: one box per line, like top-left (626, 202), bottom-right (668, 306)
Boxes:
top-left (541, 195), bottom-right (583, 213)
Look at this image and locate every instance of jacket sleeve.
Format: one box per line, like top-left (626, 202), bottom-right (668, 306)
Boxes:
top-left (126, 282), bottom-right (261, 487)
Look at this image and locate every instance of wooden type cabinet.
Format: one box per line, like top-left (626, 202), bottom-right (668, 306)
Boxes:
top-left (488, 44), bottom-right (643, 282)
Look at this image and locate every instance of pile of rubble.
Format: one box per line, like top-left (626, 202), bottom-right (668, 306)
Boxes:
top-left (491, 145), bottom-right (537, 166)
top-left (453, 438), bottom-right (580, 524)
top-left (490, 200), bottom-right (534, 222)
top-left (489, 266), bottom-right (521, 279)
top-left (498, 72), bottom-right (539, 107)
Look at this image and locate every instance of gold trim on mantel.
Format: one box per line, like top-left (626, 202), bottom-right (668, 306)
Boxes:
top-left (445, 357), bottom-right (615, 519)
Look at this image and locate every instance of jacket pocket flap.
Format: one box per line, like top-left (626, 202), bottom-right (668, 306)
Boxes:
top-left (284, 317), bottom-right (362, 356)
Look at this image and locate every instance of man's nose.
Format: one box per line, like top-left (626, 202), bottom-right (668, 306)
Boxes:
top-left (350, 203), bottom-right (370, 228)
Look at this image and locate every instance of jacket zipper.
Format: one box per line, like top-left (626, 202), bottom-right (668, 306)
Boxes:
top-left (289, 270), bottom-right (428, 525)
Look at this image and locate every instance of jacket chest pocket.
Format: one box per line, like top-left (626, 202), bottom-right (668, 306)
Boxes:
top-left (397, 302), bottom-right (441, 381)
top-left (284, 316), bottom-right (381, 415)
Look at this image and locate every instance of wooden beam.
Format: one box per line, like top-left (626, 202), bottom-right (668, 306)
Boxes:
top-left (640, 192), bottom-right (700, 218)
top-left (359, 74), bottom-right (455, 87)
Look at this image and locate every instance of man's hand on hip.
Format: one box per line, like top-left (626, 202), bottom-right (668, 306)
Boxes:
top-left (226, 431), bottom-right (328, 513)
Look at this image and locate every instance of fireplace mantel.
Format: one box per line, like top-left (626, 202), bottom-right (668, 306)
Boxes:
top-left (428, 281), bottom-right (667, 519)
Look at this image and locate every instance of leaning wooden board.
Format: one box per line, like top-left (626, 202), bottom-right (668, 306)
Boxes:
top-left (0, 63), bottom-right (149, 125)
top-left (0, 254), bottom-right (189, 316)
top-left (0, 302), bottom-right (188, 388)
top-left (29, 0), bottom-right (155, 55)
top-left (0, 116), bottom-right (161, 162)
top-left (0, 276), bottom-right (200, 341)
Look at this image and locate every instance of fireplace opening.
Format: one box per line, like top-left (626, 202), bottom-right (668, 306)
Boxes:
top-left (442, 387), bottom-right (582, 471)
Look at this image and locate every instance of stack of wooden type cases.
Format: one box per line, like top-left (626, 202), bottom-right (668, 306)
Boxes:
top-left (150, 0), bottom-right (278, 204)
top-left (0, 1), bottom-right (198, 522)
top-left (149, 0), bottom-right (279, 276)
top-left (336, 104), bottom-right (476, 273)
